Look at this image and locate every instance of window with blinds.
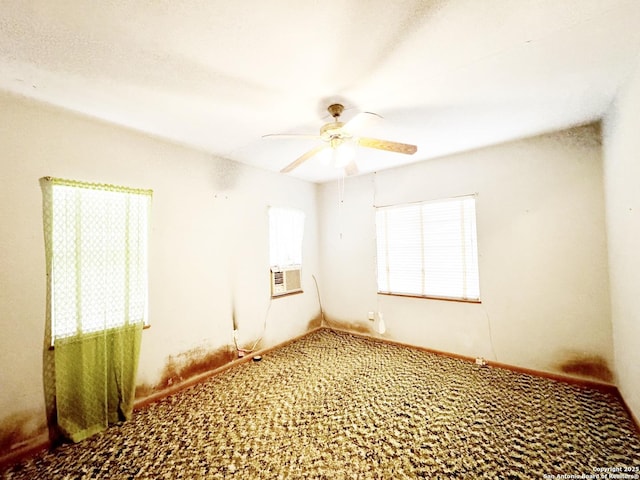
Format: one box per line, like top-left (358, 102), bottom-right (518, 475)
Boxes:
top-left (375, 195), bottom-right (480, 301)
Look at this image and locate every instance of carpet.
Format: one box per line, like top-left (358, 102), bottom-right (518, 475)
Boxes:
top-left (2, 329), bottom-right (640, 479)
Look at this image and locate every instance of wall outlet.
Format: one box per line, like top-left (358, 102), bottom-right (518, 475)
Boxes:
top-left (368, 311), bottom-right (375, 321)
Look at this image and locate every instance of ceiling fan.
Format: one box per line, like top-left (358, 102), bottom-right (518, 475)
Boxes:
top-left (263, 103), bottom-right (418, 175)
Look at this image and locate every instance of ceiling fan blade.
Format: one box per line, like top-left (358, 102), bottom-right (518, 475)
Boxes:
top-left (281, 144), bottom-right (328, 173)
top-left (263, 133), bottom-right (321, 140)
top-left (358, 137), bottom-right (417, 155)
top-left (344, 111), bottom-right (383, 135)
top-left (344, 160), bottom-right (359, 176)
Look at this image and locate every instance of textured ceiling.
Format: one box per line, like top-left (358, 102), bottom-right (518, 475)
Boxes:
top-left (2, 0), bottom-right (640, 183)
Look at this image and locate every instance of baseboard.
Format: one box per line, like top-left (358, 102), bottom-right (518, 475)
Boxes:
top-left (0, 432), bottom-right (50, 472)
top-left (324, 326), bottom-right (618, 394)
top-left (1, 327), bottom-right (323, 471)
top-left (613, 389), bottom-right (640, 435)
top-left (3, 325), bottom-right (635, 471)
top-left (134, 326), bottom-right (323, 410)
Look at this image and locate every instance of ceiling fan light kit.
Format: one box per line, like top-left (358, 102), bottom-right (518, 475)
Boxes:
top-left (264, 103), bottom-right (418, 176)
top-left (331, 137), bottom-right (358, 168)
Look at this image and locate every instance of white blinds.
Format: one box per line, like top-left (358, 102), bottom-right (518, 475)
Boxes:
top-left (269, 207), bottom-right (305, 268)
top-left (376, 196), bottom-right (480, 301)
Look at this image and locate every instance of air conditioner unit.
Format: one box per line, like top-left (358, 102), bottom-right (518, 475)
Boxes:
top-left (271, 266), bottom-right (302, 297)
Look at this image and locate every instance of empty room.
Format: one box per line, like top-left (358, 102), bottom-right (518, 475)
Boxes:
top-left (1, 1), bottom-right (640, 478)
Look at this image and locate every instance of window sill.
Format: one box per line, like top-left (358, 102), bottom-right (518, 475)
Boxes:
top-left (49, 323), bottom-right (151, 350)
top-left (377, 292), bottom-right (481, 304)
top-left (271, 290), bottom-right (304, 299)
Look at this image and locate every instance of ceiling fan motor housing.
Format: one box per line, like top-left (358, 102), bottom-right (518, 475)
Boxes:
top-left (320, 121), bottom-right (347, 141)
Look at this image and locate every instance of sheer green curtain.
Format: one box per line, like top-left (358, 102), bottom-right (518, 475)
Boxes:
top-left (41, 177), bottom-right (152, 442)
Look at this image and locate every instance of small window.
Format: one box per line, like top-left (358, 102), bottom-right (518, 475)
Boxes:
top-left (269, 207), bottom-right (305, 297)
top-left (269, 207), bottom-right (305, 268)
top-left (376, 195), bottom-right (480, 301)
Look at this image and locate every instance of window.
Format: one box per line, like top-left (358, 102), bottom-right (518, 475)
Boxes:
top-left (376, 195), bottom-right (480, 301)
top-left (269, 207), bottom-right (305, 268)
top-left (269, 207), bottom-right (304, 297)
top-left (42, 178), bottom-right (152, 341)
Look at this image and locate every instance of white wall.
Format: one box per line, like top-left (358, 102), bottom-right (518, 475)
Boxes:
top-left (0, 92), bottom-right (321, 455)
top-left (603, 54), bottom-right (640, 423)
top-left (319, 124), bottom-right (613, 380)
top-left (0, 87), bottom-right (626, 457)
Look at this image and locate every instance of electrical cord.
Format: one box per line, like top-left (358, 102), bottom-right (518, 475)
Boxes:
top-left (311, 274), bottom-right (325, 326)
top-left (232, 295), bottom-right (272, 355)
top-left (248, 298), bottom-right (272, 352)
top-left (483, 306), bottom-right (498, 361)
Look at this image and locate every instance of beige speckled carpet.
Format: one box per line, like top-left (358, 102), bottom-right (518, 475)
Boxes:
top-left (3, 329), bottom-right (640, 479)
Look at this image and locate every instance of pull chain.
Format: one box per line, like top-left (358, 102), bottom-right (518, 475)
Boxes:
top-left (338, 172), bottom-right (345, 239)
